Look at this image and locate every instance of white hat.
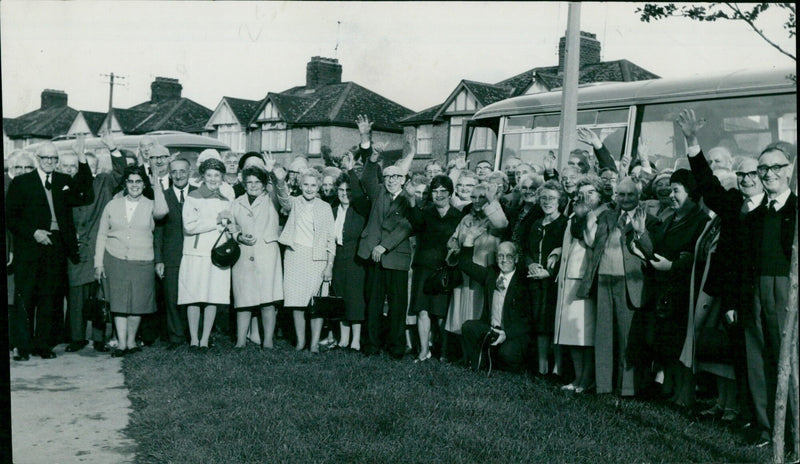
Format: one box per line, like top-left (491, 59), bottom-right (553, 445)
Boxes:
top-left (197, 149), bottom-right (222, 165)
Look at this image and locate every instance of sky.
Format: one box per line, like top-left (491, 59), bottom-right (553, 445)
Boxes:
top-left (1, 1), bottom-right (795, 118)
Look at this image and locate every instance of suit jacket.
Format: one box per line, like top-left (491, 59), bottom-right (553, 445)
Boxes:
top-left (457, 246), bottom-right (532, 340)
top-left (740, 190), bottom-right (797, 304)
top-left (6, 164), bottom-right (94, 264)
top-left (576, 205), bottom-right (657, 309)
top-left (332, 168), bottom-right (370, 258)
top-left (154, 184), bottom-right (197, 267)
top-left (356, 158), bottom-right (413, 271)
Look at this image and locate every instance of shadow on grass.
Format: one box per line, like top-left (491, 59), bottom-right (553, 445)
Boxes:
top-left (122, 339), bottom-right (770, 464)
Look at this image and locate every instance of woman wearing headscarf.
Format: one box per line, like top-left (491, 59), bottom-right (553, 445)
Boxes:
top-left (230, 161), bottom-right (291, 349)
top-left (631, 169), bottom-right (709, 409)
top-left (279, 169), bottom-right (336, 353)
top-left (95, 162), bottom-right (168, 356)
top-left (178, 158), bottom-right (236, 350)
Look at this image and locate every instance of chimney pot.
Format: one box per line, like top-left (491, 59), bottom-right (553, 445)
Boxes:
top-left (41, 89), bottom-right (68, 109)
top-left (558, 30), bottom-right (601, 76)
top-left (306, 56), bottom-right (343, 89)
top-left (150, 77), bottom-right (183, 103)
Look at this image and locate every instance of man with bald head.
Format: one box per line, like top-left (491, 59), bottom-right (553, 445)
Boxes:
top-left (578, 175), bottom-right (659, 397)
top-left (6, 142), bottom-right (93, 360)
top-left (457, 234), bottom-right (532, 373)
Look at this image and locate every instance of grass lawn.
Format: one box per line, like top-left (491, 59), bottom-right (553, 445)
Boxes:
top-left (123, 338), bottom-right (770, 464)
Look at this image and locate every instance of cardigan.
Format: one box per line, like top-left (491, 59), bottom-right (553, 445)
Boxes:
top-left (95, 196), bottom-right (156, 267)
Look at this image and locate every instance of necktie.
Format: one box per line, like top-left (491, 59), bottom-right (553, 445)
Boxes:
top-left (496, 275), bottom-right (506, 291)
top-left (769, 200), bottom-right (777, 212)
top-left (45, 173), bottom-right (51, 190)
top-left (618, 213), bottom-right (629, 230)
top-left (179, 188), bottom-right (184, 204)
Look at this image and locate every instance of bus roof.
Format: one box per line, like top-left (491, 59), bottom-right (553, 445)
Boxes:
top-left (473, 67), bottom-right (797, 121)
top-left (27, 131), bottom-right (230, 153)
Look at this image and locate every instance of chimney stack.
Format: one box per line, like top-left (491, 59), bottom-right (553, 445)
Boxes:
top-left (306, 56), bottom-right (342, 89)
top-left (41, 89), bottom-right (68, 109)
top-left (150, 77), bottom-right (183, 103)
top-left (558, 31), bottom-right (601, 75)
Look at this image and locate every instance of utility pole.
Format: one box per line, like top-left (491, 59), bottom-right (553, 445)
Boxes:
top-left (100, 72), bottom-right (126, 133)
top-left (557, 3), bottom-right (581, 168)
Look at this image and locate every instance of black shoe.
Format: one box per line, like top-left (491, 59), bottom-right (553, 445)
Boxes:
top-left (37, 349), bottom-right (57, 359)
top-left (111, 349), bottom-right (125, 358)
top-left (65, 340), bottom-right (89, 352)
top-left (13, 352), bottom-right (30, 361)
top-left (127, 346), bottom-right (142, 355)
top-left (93, 342), bottom-right (109, 352)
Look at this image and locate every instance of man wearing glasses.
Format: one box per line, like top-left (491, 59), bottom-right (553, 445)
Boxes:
top-left (740, 141), bottom-right (796, 447)
top-left (355, 114), bottom-right (415, 359)
top-left (6, 142), bottom-right (93, 361)
top-left (680, 108), bottom-right (763, 435)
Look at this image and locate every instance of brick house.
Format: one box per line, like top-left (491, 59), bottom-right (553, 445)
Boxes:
top-left (95, 77), bottom-right (213, 136)
top-left (205, 57), bottom-right (414, 161)
top-left (399, 31), bottom-right (660, 167)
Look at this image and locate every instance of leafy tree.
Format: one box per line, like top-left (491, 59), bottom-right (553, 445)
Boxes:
top-left (636, 3), bottom-right (795, 61)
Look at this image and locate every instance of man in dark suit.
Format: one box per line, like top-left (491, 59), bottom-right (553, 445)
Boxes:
top-left (356, 115), bottom-right (415, 358)
top-left (65, 134), bottom-right (126, 353)
top-left (6, 142), bottom-right (93, 360)
top-left (740, 141), bottom-right (796, 447)
top-left (577, 177), bottom-right (658, 397)
top-left (679, 108), bottom-right (763, 429)
top-left (458, 238), bottom-right (532, 373)
top-left (154, 156), bottom-right (196, 350)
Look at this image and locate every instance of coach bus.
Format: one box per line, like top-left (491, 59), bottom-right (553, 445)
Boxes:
top-left (467, 67), bottom-right (796, 174)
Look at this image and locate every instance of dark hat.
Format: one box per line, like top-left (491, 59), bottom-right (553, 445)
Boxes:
top-left (238, 152), bottom-right (263, 171)
top-left (669, 169), bottom-right (699, 201)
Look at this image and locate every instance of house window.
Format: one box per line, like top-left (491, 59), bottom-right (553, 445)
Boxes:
top-left (470, 127), bottom-right (495, 151)
top-left (449, 117), bottom-right (463, 152)
top-left (261, 123), bottom-right (290, 152)
top-left (308, 127), bottom-right (322, 155)
top-left (416, 125), bottom-right (433, 155)
top-left (217, 124), bottom-right (245, 153)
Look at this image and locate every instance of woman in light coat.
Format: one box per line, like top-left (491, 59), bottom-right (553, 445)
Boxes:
top-left (231, 162), bottom-right (291, 349)
top-left (178, 158), bottom-right (236, 350)
top-left (279, 169), bottom-right (336, 353)
top-left (554, 176), bottom-right (607, 392)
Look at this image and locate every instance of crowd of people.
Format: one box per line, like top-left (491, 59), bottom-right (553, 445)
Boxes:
top-left (5, 109), bottom-right (796, 449)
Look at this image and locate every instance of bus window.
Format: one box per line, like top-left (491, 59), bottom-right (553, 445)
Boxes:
top-left (637, 94), bottom-right (797, 170)
top-left (501, 108), bottom-right (628, 169)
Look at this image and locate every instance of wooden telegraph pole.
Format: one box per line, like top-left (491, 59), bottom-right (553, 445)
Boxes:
top-left (101, 72), bottom-right (125, 133)
top-left (557, 2), bottom-right (581, 168)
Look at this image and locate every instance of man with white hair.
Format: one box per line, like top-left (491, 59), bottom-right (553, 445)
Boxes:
top-left (355, 115), bottom-right (415, 358)
top-left (706, 146), bottom-right (734, 173)
top-left (6, 142), bottom-right (93, 360)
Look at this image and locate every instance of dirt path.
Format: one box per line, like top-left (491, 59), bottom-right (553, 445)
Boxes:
top-left (10, 345), bottom-right (136, 464)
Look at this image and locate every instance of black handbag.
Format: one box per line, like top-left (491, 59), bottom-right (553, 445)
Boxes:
top-left (423, 264), bottom-right (463, 295)
top-left (307, 282), bottom-right (345, 320)
top-left (87, 281), bottom-right (110, 325)
top-left (211, 226), bottom-right (240, 268)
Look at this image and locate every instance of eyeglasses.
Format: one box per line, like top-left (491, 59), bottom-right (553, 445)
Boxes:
top-left (756, 164), bottom-right (788, 176)
top-left (496, 254), bottom-right (516, 261)
top-left (518, 185), bottom-right (534, 191)
top-left (735, 171), bottom-right (758, 180)
top-left (385, 174), bottom-right (405, 180)
top-left (37, 155), bottom-right (58, 162)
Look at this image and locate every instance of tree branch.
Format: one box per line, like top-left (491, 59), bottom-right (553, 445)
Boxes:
top-left (725, 2), bottom-right (796, 61)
